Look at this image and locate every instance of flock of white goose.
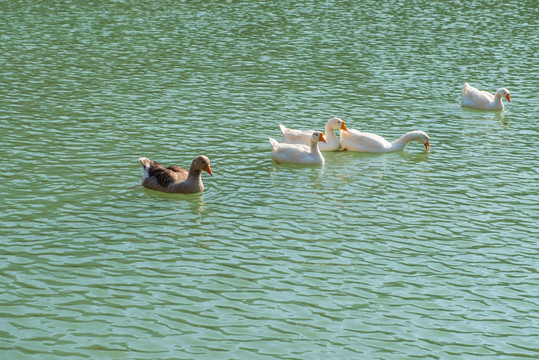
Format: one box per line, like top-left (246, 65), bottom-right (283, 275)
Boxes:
top-left (269, 118), bottom-right (430, 165)
top-left (137, 83), bottom-right (511, 193)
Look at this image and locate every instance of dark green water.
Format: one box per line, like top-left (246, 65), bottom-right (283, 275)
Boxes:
top-left (1, 1), bottom-right (538, 359)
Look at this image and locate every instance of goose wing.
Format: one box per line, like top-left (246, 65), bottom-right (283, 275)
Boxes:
top-left (462, 83), bottom-right (494, 107)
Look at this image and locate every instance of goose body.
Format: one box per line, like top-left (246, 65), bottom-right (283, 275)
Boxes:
top-left (139, 155), bottom-right (212, 193)
top-left (461, 82), bottom-right (511, 111)
top-left (279, 117), bottom-right (348, 151)
top-left (340, 129), bottom-right (430, 153)
top-left (269, 132), bottom-right (326, 164)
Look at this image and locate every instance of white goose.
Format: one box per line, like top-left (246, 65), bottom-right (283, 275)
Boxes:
top-left (340, 129), bottom-right (430, 153)
top-left (279, 117), bottom-right (348, 151)
top-left (461, 82), bottom-right (511, 111)
top-left (269, 132), bottom-right (327, 164)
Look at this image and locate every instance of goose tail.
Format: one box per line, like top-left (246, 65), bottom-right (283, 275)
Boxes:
top-left (139, 157), bottom-right (151, 169)
top-left (268, 137), bottom-right (279, 148)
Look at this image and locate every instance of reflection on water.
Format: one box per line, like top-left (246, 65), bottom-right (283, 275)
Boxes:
top-left (140, 187), bottom-right (208, 213)
top-left (401, 151), bottom-right (430, 163)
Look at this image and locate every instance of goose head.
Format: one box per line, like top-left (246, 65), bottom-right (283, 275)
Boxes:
top-left (418, 131), bottom-right (430, 150)
top-left (311, 131), bottom-right (327, 145)
top-left (329, 117), bottom-right (349, 132)
top-left (496, 88), bottom-right (511, 102)
top-left (407, 131), bottom-right (430, 150)
top-left (193, 155), bottom-right (213, 176)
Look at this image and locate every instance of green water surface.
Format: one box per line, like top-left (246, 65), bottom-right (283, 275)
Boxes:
top-left (1, 1), bottom-right (538, 359)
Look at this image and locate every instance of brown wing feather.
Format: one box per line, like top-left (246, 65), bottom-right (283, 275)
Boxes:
top-left (167, 166), bottom-right (188, 174)
top-left (145, 162), bottom-right (186, 188)
top-left (152, 169), bottom-right (176, 188)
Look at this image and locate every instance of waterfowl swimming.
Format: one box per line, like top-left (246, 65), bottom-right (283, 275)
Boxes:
top-left (461, 82), bottom-right (511, 111)
top-left (279, 117), bottom-right (348, 151)
top-left (138, 155), bottom-right (212, 193)
top-left (340, 129), bottom-right (430, 153)
top-left (269, 131), bottom-right (327, 164)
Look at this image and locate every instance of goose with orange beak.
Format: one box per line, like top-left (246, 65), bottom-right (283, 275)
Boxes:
top-left (269, 131), bottom-right (327, 165)
top-left (138, 155), bottom-right (212, 193)
top-left (461, 83), bottom-right (511, 111)
top-left (341, 129), bottom-right (430, 153)
top-left (279, 117), bottom-right (348, 151)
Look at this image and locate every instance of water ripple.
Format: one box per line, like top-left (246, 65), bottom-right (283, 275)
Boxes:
top-left (1, 0), bottom-right (538, 359)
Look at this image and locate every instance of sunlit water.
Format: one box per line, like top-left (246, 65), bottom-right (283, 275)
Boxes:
top-left (1, 1), bottom-right (538, 359)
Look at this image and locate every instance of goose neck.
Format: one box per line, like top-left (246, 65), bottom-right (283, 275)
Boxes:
top-left (323, 125), bottom-right (339, 144)
top-left (391, 132), bottom-right (416, 151)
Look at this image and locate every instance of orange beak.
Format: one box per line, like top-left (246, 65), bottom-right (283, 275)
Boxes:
top-left (506, 93), bottom-right (511, 102)
top-left (205, 165), bottom-right (213, 176)
top-left (424, 140), bottom-right (430, 150)
top-left (341, 122), bottom-right (349, 132)
top-left (319, 133), bottom-right (327, 143)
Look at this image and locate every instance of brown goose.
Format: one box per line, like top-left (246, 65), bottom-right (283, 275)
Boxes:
top-left (138, 155), bottom-right (212, 193)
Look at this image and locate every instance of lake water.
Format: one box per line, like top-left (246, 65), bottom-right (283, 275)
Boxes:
top-left (1, 1), bottom-right (538, 359)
